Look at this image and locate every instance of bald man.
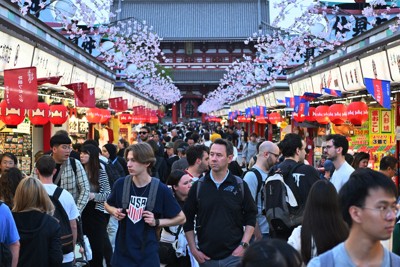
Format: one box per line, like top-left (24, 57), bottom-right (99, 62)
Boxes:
top-left (243, 141), bottom-right (280, 240)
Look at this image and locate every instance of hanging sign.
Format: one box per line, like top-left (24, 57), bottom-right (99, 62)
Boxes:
top-left (368, 108), bottom-right (395, 146)
top-left (0, 32), bottom-right (34, 71)
top-left (4, 67), bottom-right (38, 109)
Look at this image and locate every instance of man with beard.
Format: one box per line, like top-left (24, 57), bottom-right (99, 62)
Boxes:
top-left (243, 141), bottom-right (280, 240)
top-left (138, 126), bottom-right (151, 143)
top-left (324, 134), bottom-right (354, 192)
top-left (185, 145), bottom-right (210, 182)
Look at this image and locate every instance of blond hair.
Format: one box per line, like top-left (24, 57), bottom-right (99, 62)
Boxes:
top-left (12, 177), bottom-right (54, 215)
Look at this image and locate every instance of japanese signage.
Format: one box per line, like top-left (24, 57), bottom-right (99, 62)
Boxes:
top-left (368, 108), bottom-right (395, 146)
top-left (311, 67), bottom-right (344, 94)
top-left (4, 67), bottom-right (38, 109)
top-left (339, 60), bottom-right (365, 92)
top-left (290, 77), bottom-right (315, 96)
top-left (0, 32), bottom-right (34, 71)
top-left (386, 45), bottom-right (400, 83)
top-left (95, 78), bottom-right (113, 101)
top-left (360, 51), bottom-right (392, 81)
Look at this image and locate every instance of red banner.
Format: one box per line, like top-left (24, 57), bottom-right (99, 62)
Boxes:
top-left (64, 83), bottom-right (95, 108)
top-left (121, 99), bottom-right (128, 111)
top-left (109, 97), bottom-right (122, 110)
top-left (4, 67), bottom-right (38, 109)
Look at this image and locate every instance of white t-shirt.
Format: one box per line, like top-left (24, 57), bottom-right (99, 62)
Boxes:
top-left (43, 184), bottom-right (80, 263)
top-left (331, 161), bottom-right (354, 192)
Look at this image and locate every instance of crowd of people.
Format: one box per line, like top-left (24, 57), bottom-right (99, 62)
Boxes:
top-left (0, 123), bottom-right (399, 267)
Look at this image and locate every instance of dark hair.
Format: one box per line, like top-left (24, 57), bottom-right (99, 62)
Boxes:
top-left (300, 180), bottom-right (349, 264)
top-left (80, 144), bottom-right (100, 188)
top-left (250, 132), bottom-right (258, 138)
top-left (345, 153), bottom-right (354, 165)
top-left (36, 155), bottom-right (56, 177)
top-left (190, 133), bottom-right (201, 143)
top-left (173, 139), bottom-right (184, 155)
top-left (339, 168), bottom-right (398, 227)
top-left (351, 152), bottom-right (370, 169)
top-left (0, 167), bottom-right (24, 207)
top-left (204, 132), bottom-right (210, 141)
top-left (147, 139), bottom-right (160, 155)
top-left (119, 138), bottom-right (129, 148)
top-left (166, 170), bottom-right (186, 193)
top-left (240, 239), bottom-right (303, 267)
top-left (0, 152), bottom-right (18, 165)
top-left (211, 138), bottom-right (233, 156)
top-left (103, 144), bottom-right (117, 160)
top-left (186, 145), bottom-right (209, 166)
top-left (325, 134), bottom-right (349, 155)
top-left (380, 156), bottom-right (397, 171)
top-left (140, 126), bottom-right (151, 134)
top-left (279, 133), bottom-right (303, 158)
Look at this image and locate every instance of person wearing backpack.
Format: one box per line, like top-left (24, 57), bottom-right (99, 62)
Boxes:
top-left (105, 143), bottom-right (186, 267)
top-left (0, 201), bottom-right (19, 267)
top-left (37, 155), bottom-right (80, 267)
top-left (243, 141), bottom-right (280, 241)
top-left (183, 138), bottom-right (257, 267)
top-left (269, 133), bottom-right (319, 240)
top-left (308, 168), bottom-right (400, 267)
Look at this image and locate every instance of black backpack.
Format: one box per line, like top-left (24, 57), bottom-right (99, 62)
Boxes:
top-left (0, 202), bottom-right (12, 267)
top-left (263, 163), bottom-right (304, 239)
top-left (242, 168), bottom-right (263, 213)
top-left (100, 159), bottom-right (125, 188)
top-left (49, 187), bottom-right (74, 254)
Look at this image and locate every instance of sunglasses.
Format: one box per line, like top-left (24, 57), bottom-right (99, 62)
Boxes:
top-left (139, 132), bottom-right (148, 135)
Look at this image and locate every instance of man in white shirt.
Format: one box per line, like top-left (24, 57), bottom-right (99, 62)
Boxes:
top-left (37, 155), bottom-right (80, 267)
top-left (324, 134), bottom-right (354, 192)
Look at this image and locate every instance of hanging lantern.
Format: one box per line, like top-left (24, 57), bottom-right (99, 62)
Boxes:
top-left (328, 104), bottom-right (347, 125)
top-left (119, 112), bottom-right (133, 124)
top-left (49, 104), bottom-right (69, 126)
top-left (347, 101), bottom-right (368, 126)
top-left (269, 112), bottom-right (282, 125)
top-left (256, 116), bottom-right (267, 124)
top-left (292, 112), bottom-right (306, 122)
top-left (99, 109), bottom-right (112, 124)
top-left (305, 107), bottom-right (316, 122)
top-left (28, 102), bottom-right (50, 127)
top-left (86, 108), bottom-right (102, 123)
top-left (314, 105), bottom-right (330, 124)
top-left (0, 100), bottom-right (26, 128)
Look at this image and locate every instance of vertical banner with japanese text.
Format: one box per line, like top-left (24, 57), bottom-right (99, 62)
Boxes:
top-left (4, 67), bottom-right (38, 109)
top-left (368, 108), bottom-right (395, 146)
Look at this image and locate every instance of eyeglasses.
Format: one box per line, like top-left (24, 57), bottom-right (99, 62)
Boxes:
top-left (268, 151), bottom-right (279, 157)
top-left (59, 145), bottom-right (72, 150)
top-left (362, 205), bottom-right (399, 219)
top-left (325, 145), bottom-right (335, 149)
top-left (139, 132), bottom-right (148, 135)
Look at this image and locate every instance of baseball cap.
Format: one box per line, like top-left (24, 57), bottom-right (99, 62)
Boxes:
top-left (324, 159), bottom-right (334, 173)
top-left (165, 142), bottom-right (174, 149)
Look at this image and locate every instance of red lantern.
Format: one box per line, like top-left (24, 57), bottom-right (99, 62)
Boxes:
top-left (49, 105), bottom-right (68, 126)
top-left (99, 109), bottom-right (112, 124)
top-left (28, 102), bottom-right (50, 126)
top-left (256, 116), bottom-right (267, 124)
top-left (86, 108), bottom-right (102, 123)
top-left (0, 100), bottom-right (26, 128)
top-left (292, 112), bottom-right (306, 122)
top-left (305, 107), bottom-right (316, 122)
top-left (328, 104), bottom-right (347, 125)
top-left (269, 112), bottom-right (282, 125)
top-left (347, 101), bottom-right (368, 126)
top-left (314, 105), bottom-right (330, 124)
top-left (119, 113), bottom-right (133, 124)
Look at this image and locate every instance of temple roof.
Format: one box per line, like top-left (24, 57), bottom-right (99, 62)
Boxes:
top-left (171, 69), bottom-right (225, 83)
top-left (114, 0), bottom-right (270, 40)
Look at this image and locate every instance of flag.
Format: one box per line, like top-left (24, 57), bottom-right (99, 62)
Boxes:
top-left (285, 97), bottom-right (294, 108)
top-left (323, 88), bottom-right (342, 97)
top-left (4, 67), bottom-right (38, 109)
top-left (65, 83), bottom-right (95, 108)
top-left (245, 108), bottom-right (251, 118)
top-left (277, 99), bottom-right (285, 105)
top-left (297, 100), bottom-right (310, 116)
top-left (293, 96), bottom-right (302, 113)
top-left (37, 76), bottom-right (62, 86)
top-left (302, 92), bottom-right (322, 101)
top-left (109, 97), bottom-right (122, 110)
top-left (364, 78), bottom-right (391, 109)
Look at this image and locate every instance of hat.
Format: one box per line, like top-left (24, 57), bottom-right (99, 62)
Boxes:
top-left (104, 143), bottom-right (117, 159)
top-left (324, 160), bottom-right (334, 173)
top-left (165, 142), bottom-right (174, 149)
top-left (50, 134), bottom-right (71, 147)
top-left (177, 142), bottom-right (189, 153)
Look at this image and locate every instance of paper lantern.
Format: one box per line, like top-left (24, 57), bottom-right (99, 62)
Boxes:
top-left (99, 109), bottom-right (112, 124)
top-left (256, 116), bottom-right (267, 124)
top-left (86, 108), bottom-right (102, 123)
top-left (314, 105), bottom-right (330, 124)
top-left (269, 112), bottom-right (282, 125)
top-left (119, 113), bottom-right (133, 124)
top-left (149, 116), bottom-right (158, 124)
top-left (0, 100), bottom-right (26, 128)
top-left (305, 107), bottom-right (316, 122)
top-left (347, 101), bottom-right (368, 126)
top-left (292, 112), bottom-right (306, 122)
top-left (328, 104), bottom-right (347, 125)
top-left (49, 104), bottom-right (68, 126)
top-left (28, 102), bottom-right (50, 126)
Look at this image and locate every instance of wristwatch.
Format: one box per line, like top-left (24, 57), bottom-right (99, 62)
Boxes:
top-left (239, 241), bottom-right (249, 249)
top-left (154, 219), bottom-right (160, 227)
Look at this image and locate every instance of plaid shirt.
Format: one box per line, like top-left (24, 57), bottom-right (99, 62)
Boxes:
top-left (32, 158), bottom-right (90, 213)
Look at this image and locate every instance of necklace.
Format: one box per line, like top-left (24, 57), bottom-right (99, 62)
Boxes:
top-left (131, 181), bottom-right (150, 197)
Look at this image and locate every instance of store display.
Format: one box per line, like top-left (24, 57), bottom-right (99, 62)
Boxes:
top-left (0, 132), bottom-right (32, 175)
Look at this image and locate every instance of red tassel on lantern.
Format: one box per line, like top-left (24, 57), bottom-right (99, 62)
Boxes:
top-left (314, 105), bottom-right (330, 124)
top-left (28, 102), bottom-right (50, 127)
top-left (328, 104), bottom-right (347, 125)
top-left (0, 100), bottom-right (26, 128)
top-left (347, 102), bottom-right (368, 126)
top-left (49, 104), bottom-right (68, 126)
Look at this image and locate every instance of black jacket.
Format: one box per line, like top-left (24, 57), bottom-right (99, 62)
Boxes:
top-left (183, 172), bottom-right (257, 259)
top-left (13, 210), bottom-right (63, 267)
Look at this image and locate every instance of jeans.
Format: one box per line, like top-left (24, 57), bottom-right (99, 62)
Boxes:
top-left (199, 255), bottom-right (241, 267)
top-left (107, 216), bottom-right (119, 251)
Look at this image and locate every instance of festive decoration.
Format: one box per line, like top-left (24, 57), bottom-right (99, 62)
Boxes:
top-left (28, 102), bottom-right (50, 126)
top-left (99, 109), bottom-right (112, 124)
top-left (292, 112), bottom-right (306, 123)
top-left (0, 100), bottom-right (26, 128)
top-left (119, 113), bottom-right (133, 124)
top-left (269, 112), bottom-right (282, 125)
top-left (49, 105), bottom-right (69, 126)
top-left (314, 105), bottom-right (330, 124)
top-left (347, 101), bottom-right (369, 126)
top-left (328, 104), bottom-right (347, 125)
top-left (86, 108), bottom-right (102, 123)
top-left (305, 107), bottom-right (316, 122)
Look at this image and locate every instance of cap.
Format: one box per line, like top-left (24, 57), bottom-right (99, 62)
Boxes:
top-left (165, 142), bottom-right (174, 149)
top-left (177, 142), bottom-right (189, 152)
top-left (324, 159), bottom-right (334, 172)
top-left (50, 134), bottom-right (72, 147)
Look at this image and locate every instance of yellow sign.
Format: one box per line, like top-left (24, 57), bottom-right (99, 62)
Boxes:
top-left (368, 108), bottom-right (395, 146)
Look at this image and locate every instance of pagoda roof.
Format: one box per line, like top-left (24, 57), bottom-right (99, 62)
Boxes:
top-left (171, 69), bottom-right (225, 83)
top-left (115, 0), bottom-right (270, 40)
